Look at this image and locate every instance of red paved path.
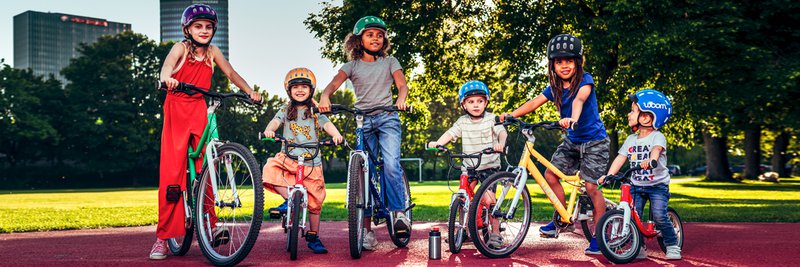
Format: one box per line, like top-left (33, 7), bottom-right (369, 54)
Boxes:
top-left (1, 222), bottom-right (797, 266)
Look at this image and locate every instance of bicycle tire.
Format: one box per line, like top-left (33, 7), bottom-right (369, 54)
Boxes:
top-left (168, 172), bottom-right (196, 256)
top-left (596, 209), bottom-right (642, 264)
top-left (388, 172), bottom-right (412, 248)
top-left (656, 207), bottom-right (684, 252)
top-left (448, 197), bottom-right (467, 253)
top-left (195, 143), bottom-right (264, 267)
top-left (467, 171), bottom-right (531, 258)
top-left (288, 190), bottom-right (302, 260)
top-left (347, 155), bottom-right (366, 259)
top-left (579, 196), bottom-right (616, 242)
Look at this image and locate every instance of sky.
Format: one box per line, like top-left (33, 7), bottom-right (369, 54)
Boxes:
top-left (0, 0), bottom-right (342, 97)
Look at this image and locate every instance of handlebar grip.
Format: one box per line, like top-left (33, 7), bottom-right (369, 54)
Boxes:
top-left (649, 159), bottom-right (658, 168)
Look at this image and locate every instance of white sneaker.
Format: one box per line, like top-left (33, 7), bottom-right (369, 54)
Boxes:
top-left (487, 233), bottom-right (503, 248)
top-left (637, 246), bottom-right (647, 259)
top-left (393, 212), bottom-right (411, 235)
top-left (665, 245), bottom-right (682, 260)
top-left (362, 230), bottom-right (378, 251)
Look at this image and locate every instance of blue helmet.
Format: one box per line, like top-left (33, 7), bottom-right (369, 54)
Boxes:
top-left (458, 80), bottom-right (490, 103)
top-left (629, 89), bottom-right (672, 129)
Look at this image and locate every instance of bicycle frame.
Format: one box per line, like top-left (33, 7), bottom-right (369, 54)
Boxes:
top-left (185, 99), bottom-right (232, 228)
top-left (613, 184), bottom-right (659, 239)
top-left (494, 129), bottom-right (585, 225)
top-left (285, 156), bottom-right (309, 231)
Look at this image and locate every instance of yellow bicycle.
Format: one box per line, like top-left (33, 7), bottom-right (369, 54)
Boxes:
top-left (468, 116), bottom-right (616, 258)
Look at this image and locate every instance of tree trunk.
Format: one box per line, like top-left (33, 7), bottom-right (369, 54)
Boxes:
top-left (608, 123), bottom-right (619, 170)
top-left (742, 126), bottom-right (761, 179)
top-left (702, 130), bottom-right (735, 182)
top-left (772, 130), bottom-right (790, 177)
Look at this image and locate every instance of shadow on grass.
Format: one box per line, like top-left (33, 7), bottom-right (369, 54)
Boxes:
top-left (680, 181), bottom-right (800, 192)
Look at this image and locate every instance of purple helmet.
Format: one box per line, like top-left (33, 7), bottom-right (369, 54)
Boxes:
top-left (181, 4), bottom-right (218, 36)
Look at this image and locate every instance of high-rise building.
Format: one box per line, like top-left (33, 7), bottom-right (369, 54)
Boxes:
top-left (160, 0), bottom-right (229, 58)
top-left (13, 11), bottom-right (131, 83)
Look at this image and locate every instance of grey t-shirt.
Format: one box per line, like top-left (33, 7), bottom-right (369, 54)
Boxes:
top-left (446, 112), bottom-right (507, 171)
top-left (618, 131), bottom-right (670, 186)
top-left (339, 56), bottom-right (403, 110)
top-left (272, 105), bottom-right (331, 166)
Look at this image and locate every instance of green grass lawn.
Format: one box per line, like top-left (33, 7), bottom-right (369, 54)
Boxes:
top-left (1, 177), bottom-right (798, 233)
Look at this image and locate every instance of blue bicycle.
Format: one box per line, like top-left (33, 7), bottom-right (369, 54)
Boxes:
top-left (317, 104), bottom-right (414, 259)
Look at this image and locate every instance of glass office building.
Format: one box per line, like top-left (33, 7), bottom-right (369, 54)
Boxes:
top-left (160, 0), bottom-right (229, 58)
top-left (13, 11), bottom-right (131, 83)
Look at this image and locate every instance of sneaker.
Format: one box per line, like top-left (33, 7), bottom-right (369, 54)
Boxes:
top-left (393, 212), bottom-right (411, 237)
top-left (305, 231), bottom-right (328, 254)
top-left (487, 233), bottom-right (503, 248)
top-left (637, 246), bottom-right (648, 259)
top-left (362, 230), bottom-right (378, 251)
top-left (665, 245), bottom-right (682, 260)
top-left (211, 226), bottom-right (230, 247)
top-left (149, 239), bottom-right (168, 260)
top-left (584, 237), bottom-right (602, 255)
top-left (539, 221), bottom-right (558, 238)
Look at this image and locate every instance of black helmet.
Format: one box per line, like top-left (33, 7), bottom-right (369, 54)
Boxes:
top-left (547, 34), bottom-right (582, 59)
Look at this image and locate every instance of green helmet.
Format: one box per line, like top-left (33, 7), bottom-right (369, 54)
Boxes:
top-left (353, 16), bottom-right (387, 35)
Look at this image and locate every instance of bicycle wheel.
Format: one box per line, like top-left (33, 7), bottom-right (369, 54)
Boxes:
top-left (596, 209), bottom-right (642, 264)
top-left (347, 155), bottom-right (366, 259)
top-left (288, 190), bottom-right (302, 260)
top-left (168, 174), bottom-right (196, 256)
top-left (448, 197), bottom-right (467, 253)
top-left (388, 172), bottom-right (412, 248)
top-left (467, 171), bottom-right (531, 258)
top-left (579, 196), bottom-right (616, 242)
top-left (656, 207), bottom-right (684, 252)
top-left (195, 143), bottom-right (264, 267)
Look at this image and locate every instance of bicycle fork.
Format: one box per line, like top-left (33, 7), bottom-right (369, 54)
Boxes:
top-left (493, 167), bottom-right (527, 220)
top-left (287, 157), bottom-right (309, 232)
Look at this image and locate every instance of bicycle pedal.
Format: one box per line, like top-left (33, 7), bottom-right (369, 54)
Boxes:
top-left (268, 208), bottom-right (286, 219)
top-left (394, 230), bottom-right (410, 238)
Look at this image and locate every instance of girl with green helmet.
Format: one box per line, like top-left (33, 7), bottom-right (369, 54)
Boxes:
top-left (318, 15), bottom-right (412, 252)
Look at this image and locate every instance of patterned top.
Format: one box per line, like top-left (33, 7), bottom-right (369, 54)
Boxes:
top-left (272, 105), bottom-right (331, 166)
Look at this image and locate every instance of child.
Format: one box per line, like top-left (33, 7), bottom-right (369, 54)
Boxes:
top-left (152, 3), bottom-right (261, 260)
top-left (600, 89), bottom-right (681, 260)
top-left (427, 80), bottom-right (507, 247)
top-left (501, 34), bottom-right (610, 254)
top-left (262, 68), bottom-right (344, 254)
top-left (318, 15), bottom-right (411, 250)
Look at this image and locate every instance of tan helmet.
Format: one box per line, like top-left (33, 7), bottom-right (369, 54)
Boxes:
top-left (284, 67), bottom-right (316, 91)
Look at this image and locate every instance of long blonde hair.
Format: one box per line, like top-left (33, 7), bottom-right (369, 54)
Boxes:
top-left (181, 40), bottom-right (214, 67)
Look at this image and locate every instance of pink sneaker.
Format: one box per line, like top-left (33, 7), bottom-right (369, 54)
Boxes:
top-left (149, 239), bottom-right (168, 260)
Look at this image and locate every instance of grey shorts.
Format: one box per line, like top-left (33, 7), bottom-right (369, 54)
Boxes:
top-left (550, 136), bottom-right (610, 184)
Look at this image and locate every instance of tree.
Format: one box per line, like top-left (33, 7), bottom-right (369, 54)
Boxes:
top-left (60, 31), bottom-right (169, 181)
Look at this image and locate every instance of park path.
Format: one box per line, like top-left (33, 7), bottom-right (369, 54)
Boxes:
top-left (1, 221), bottom-right (797, 266)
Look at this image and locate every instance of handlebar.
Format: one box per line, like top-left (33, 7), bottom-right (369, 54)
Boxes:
top-left (426, 144), bottom-right (500, 171)
top-left (495, 115), bottom-right (564, 131)
top-left (259, 133), bottom-right (340, 161)
top-left (157, 81), bottom-right (261, 106)
top-left (598, 160), bottom-right (659, 189)
top-left (312, 104), bottom-right (412, 115)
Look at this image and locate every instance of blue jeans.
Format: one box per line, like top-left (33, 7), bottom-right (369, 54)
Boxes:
top-left (363, 111), bottom-right (407, 212)
top-left (631, 183), bottom-right (678, 246)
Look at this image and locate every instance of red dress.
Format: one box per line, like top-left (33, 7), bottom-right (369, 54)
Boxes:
top-left (157, 44), bottom-right (214, 239)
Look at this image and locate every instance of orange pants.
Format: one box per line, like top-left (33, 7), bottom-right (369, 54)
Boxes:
top-left (157, 95), bottom-right (216, 239)
top-left (262, 153), bottom-right (326, 214)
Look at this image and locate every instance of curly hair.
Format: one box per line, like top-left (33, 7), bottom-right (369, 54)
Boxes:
top-left (547, 56), bottom-right (585, 112)
top-left (181, 39), bottom-right (214, 68)
top-left (343, 32), bottom-right (392, 61)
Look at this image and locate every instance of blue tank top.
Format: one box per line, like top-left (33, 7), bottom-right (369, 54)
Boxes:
top-left (541, 72), bottom-right (607, 144)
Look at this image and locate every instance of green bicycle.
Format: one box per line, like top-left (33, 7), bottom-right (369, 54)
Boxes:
top-left (158, 82), bottom-right (263, 267)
